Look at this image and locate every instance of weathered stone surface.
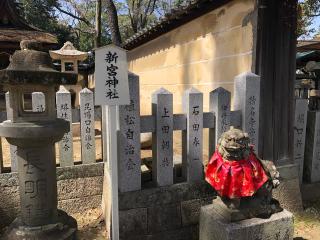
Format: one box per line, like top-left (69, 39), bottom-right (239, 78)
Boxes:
top-left (181, 199), bottom-right (201, 226)
top-left (305, 111), bottom-right (320, 183)
top-left (301, 181), bottom-right (320, 201)
top-left (199, 204), bottom-right (294, 240)
top-left (152, 88), bottom-right (173, 186)
top-left (0, 207), bottom-right (19, 228)
top-left (273, 178), bottom-right (303, 213)
top-left (293, 99), bottom-right (308, 183)
top-left (5, 92), bottom-right (18, 172)
top-left (181, 198), bottom-right (215, 226)
top-left (0, 172), bottom-right (19, 187)
top-left (182, 87), bottom-right (204, 182)
top-left (209, 88), bottom-right (230, 157)
top-left (119, 74), bottom-right (141, 192)
top-left (119, 208), bottom-right (148, 238)
top-left (56, 86), bottom-right (74, 167)
top-left (57, 176), bottom-right (103, 200)
top-left (147, 203), bottom-right (181, 233)
top-left (9, 145), bottom-right (18, 172)
top-left (17, 146), bottom-right (58, 226)
top-left (121, 225), bottom-right (199, 240)
top-left (230, 110), bottom-right (241, 129)
top-left (277, 164), bottom-right (299, 180)
top-left (273, 164), bottom-right (303, 213)
top-left (119, 181), bottom-right (216, 210)
top-left (56, 162), bottom-right (103, 180)
top-left (234, 72), bottom-right (260, 151)
top-left (0, 163), bottom-right (104, 227)
top-left (58, 195), bottom-right (102, 214)
top-left (79, 88), bottom-right (96, 164)
top-left (0, 163), bottom-right (104, 185)
top-left (31, 92), bottom-right (45, 112)
top-left (0, 186), bottom-right (20, 210)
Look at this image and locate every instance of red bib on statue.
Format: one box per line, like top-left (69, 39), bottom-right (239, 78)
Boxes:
top-left (205, 150), bottom-right (269, 199)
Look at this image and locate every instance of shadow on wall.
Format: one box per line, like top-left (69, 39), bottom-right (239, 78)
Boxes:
top-left (129, 8), bottom-right (222, 61)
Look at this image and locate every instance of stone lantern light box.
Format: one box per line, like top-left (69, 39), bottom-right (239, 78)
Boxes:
top-left (50, 41), bottom-right (88, 74)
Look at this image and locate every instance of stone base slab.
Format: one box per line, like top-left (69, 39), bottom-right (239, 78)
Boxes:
top-left (199, 204), bottom-right (293, 240)
top-left (2, 210), bottom-right (77, 240)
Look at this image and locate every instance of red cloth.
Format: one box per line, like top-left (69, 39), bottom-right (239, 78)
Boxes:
top-left (205, 149), bottom-right (269, 199)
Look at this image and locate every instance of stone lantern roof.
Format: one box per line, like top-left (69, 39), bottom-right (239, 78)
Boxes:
top-left (0, 40), bottom-right (77, 86)
top-left (50, 41), bottom-right (88, 61)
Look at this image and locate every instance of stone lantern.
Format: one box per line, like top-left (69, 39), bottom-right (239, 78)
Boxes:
top-left (0, 41), bottom-right (77, 239)
top-left (50, 41), bottom-right (88, 107)
top-left (49, 41), bottom-right (88, 74)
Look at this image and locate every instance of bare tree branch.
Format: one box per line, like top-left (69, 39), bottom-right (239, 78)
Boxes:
top-left (54, 4), bottom-right (92, 26)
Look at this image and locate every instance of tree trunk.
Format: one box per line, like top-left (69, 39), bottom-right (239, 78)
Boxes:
top-left (105, 0), bottom-right (122, 46)
top-left (95, 0), bottom-right (102, 48)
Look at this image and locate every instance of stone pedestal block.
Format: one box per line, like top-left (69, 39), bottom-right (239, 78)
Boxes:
top-left (199, 204), bottom-right (293, 240)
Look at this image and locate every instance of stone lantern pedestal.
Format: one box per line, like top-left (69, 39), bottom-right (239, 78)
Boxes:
top-left (0, 41), bottom-right (77, 240)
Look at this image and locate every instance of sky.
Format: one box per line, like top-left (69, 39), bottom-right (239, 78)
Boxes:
top-left (299, 0), bottom-right (320, 39)
top-left (309, 17), bottom-right (320, 38)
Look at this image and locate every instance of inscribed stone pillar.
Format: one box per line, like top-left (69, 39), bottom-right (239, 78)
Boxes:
top-left (304, 111), bottom-right (320, 183)
top-left (5, 92), bottom-right (18, 171)
top-left (18, 146), bottom-right (57, 226)
top-left (79, 88), bottom-right (96, 164)
top-left (293, 99), bottom-right (308, 183)
top-left (152, 88), bottom-right (173, 186)
top-left (118, 74), bottom-right (141, 192)
top-left (182, 87), bottom-right (203, 182)
top-left (32, 92), bottom-right (45, 112)
top-left (209, 88), bottom-right (230, 158)
top-left (56, 86), bottom-right (73, 166)
top-left (234, 72), bottom-right (260, 152)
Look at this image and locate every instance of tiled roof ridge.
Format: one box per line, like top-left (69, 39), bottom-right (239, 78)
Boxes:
top-left (123, 0), bottom-right (230, 50)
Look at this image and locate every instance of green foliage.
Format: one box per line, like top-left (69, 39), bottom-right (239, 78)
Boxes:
top-left (15, 0), bottom-right (195, 50)
top-left (17, 0), bottom-right (76, 46)
top-left (298, 0), bottom-right (320, 38)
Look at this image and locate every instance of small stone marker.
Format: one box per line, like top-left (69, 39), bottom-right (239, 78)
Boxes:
top-left (152, 88), bottom-right (173, 186)
top-left (182, 87), bottom-right (203, 182)
top-left (79, 88), bottom-right (96, 164)
top-left (293, 99), bottom-right (308, 183)
top-left (56, 86), bottom-right (73, 167)
top-left (5, 92), bottom-right (18, 172)
top-left (32, 92), bottom-right (45, 112)
top-left (305, 111), bottom-right (320, 182)
top-left (118, 74), bottom-right (141, 192)
top-left (209, 88), bottom-right (230, 157)
top-left (234, 72), bottom-right (260, 152)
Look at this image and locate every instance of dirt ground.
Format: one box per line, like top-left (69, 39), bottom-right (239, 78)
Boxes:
top-left (74, 200), bottom-right (320, 240)
top-left (294, 200), bottom-right (320, 240)
top-left (73, 208), bottom-right (107, 240)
